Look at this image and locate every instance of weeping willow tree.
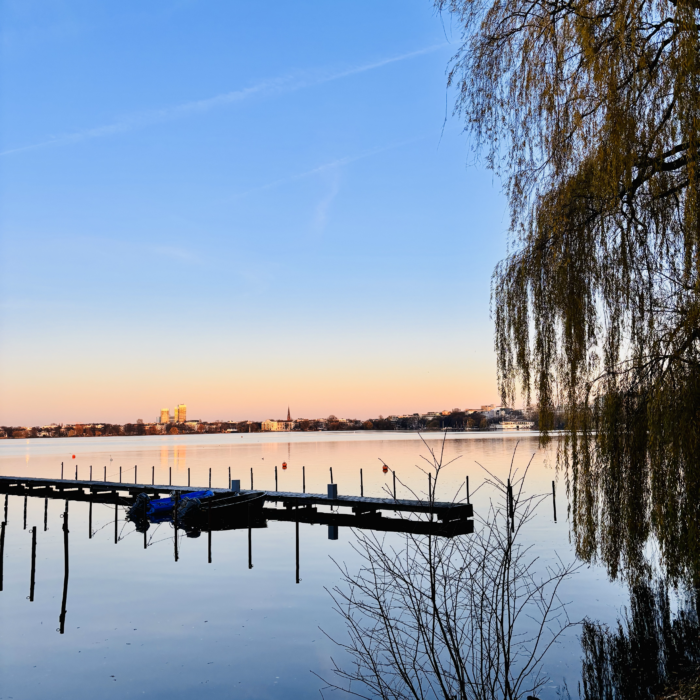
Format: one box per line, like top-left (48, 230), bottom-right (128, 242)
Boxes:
top-left (437, 0), bottom-right (700, 582)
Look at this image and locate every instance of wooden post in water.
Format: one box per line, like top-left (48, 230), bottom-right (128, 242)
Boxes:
top-left (29, 526), bottom-right (36, 602)
top-left (228, 467), bottom-right (231, 488)
top-left (119, 467), bottom-right (122, 483)
top-left (248, 527), bottom-right (253, 569)
top-left (0, 521), bottom-right (5, 591)
top-left (75, 465), bottom-right (78, 480)
top-left (466, 476), bottom-right (470, 504)
top-left (61, 462), bottom-right (64, 480)
top-left (104, 466), bottom-right (106, 482)
top-left (209, 468), bottom-right (211, 489)
top-left (360, 468), bottom-right (363, 497)
top-left (302, 466), bottom-right (306, 494)
top-left (169, 467), bottom-right (172, 486)
top-left (275, 466), bottom-right (278, 492)
top-left (134, 465), bottom-right (137, 484)
top-left (393, 471), bottom-right (396, 500)
top-left (59, 503), bottom-right (69, 634)
top-left (88, 500), bottom-right (92, 539)
top-left (90, 465), bottom-right (92, 481)
top-left (552, 480), bottom-right (557, 522)
top-left (152, 466), bottom-right (154, 485)
top-left (207, 502), bottom-right (212, 564)
top-left (188, 468), bottom-right (190, 487)
top-left (44, 497), bottom-right (48, 532)
top-left (428, 473), bottom-right (432, 502)
top-left (295, 521), bottom-right (300, 584)
top-left (330, 467), bottom-right (334, 485)
top-left (250, 468), bottom-right (254, 490)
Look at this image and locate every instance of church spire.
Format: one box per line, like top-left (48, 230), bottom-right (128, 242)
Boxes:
top-left (287, 406), bottom-right (291, 421)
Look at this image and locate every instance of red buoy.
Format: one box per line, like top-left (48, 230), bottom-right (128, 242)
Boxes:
top-left (282, 462), bottom-right (287, 470)
top-left (72, 455), bottom-right (76, 459)
top-left (382, 465), bottom-right (388, 474)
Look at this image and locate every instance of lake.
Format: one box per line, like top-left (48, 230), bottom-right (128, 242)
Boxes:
top-left (0, 432), bottom-right (629, 699)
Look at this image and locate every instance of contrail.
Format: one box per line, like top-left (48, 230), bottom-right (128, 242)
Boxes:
top-left (1, 44), bottom-right (447, 157)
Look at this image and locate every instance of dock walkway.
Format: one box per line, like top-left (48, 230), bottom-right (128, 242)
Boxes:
top-left (0, 475), bottom-right (473, 522)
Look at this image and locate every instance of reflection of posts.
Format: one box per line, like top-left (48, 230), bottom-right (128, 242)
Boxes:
top-left (59, 504), bottom-right (69, 634)
top-left (29, 526), bottom-right (36, 602)
top-left (295, 522), bottom-right (300, 584)
top-left (248, 527), bottom-right (253, 569)
top-left (44, 497), bottom-right (48, 532)
top-left (0, 521), bottom-right (5, 592)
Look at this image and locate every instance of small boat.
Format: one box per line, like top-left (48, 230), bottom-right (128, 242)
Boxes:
top-left (127, 490), bottom-right (267, 533)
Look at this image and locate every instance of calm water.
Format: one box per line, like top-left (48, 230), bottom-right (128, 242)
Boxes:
top-left (0, 433), bottom-right (628, 699)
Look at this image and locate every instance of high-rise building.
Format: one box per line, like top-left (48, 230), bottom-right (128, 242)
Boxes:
top-left (176, 404), bottom-right (187, 423)
top-left (160, 408), bottom-right (169, 424)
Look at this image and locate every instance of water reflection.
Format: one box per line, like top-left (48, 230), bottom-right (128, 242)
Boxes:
top-left (581, 579), bottom-right (700, 699)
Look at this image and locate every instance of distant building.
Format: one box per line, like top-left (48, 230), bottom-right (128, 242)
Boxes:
top-left (262, 419), bottom-right (293, 432)
top-left (160, 408), bottom-right (169, 424)
top-left (492, 420), bottom-right (534, 431)
top-left (176, 404), bottom-right (187, 423)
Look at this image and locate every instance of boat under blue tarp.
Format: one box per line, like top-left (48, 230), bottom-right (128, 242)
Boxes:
top-left (147, 490), bottom-right (214, 515)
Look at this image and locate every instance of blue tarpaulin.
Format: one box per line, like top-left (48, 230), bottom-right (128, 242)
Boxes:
top-left (147, 490), bottom-right (214, 515)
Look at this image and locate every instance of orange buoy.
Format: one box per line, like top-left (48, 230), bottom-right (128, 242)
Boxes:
top-left (282, 462), bottom-right (287, 470)
top-left (72, 455), bottom-right (76, 459)
top-left (382, 465), bottom-right (388, 474)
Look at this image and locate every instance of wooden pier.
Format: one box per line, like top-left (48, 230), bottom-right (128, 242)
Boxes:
top-left (0, 474), bottom-right (473, 536)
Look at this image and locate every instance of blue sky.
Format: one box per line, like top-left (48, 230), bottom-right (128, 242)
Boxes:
top-left (0, 0), bottom-right (509, 425)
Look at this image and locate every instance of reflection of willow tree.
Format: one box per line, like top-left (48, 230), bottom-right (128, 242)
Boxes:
top-left (320, 444), bottom-right (579, 700)
top-left (581, 580), bottom-right (700, 699)
top-left (436, 0), bottom-right (700, 581)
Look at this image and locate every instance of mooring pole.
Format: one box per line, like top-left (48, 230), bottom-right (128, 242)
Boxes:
top-left (119, 467), bottom-right (122, 483)
top-left (275, 466), bottom-right (278, 491)
top-left (59, 503), bottom-right (69, 634)
top-left (75, 465), bottom-right (78, 480)
top-left (90, 465), bottom-right (92, 481)
top-left (250, 467), bottom-right (254, 490)
top-left (393, 471), bottom-right (396, 500)
top-left (466, 476), bottom-right (470, 504)
top-left (360, 468), bottom-right (363, 497)
top-left (134, 465), bottom-right (137, 484)
top-left (302, 466), bottom-right (306, 494)
top-left (61, 462), bottom-right (64, 480)
top-left (29, 526), bottom-right (36, 602)
top-left (330, 467), bottom-right (333, 485)
top-left (428, 473), bottom-right (432, 502)
top-left (209, 468), bottom-right (211, 489)
top-left (552, 480), bottom-right (557, 522)
top-left (188, 468), bottom-right (190, 487)
top-left (152, 466), bottom-right (154, 485)
top-left (295, 521), bottom-right (300, 584)
top-left (104, 466), bottom-right (106, 482)
top-left (169, 467), bottom-right (172, 486)
top-left (228, 467), bottom-right (231, 489)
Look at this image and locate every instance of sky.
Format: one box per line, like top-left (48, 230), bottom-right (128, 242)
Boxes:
top-left (0, 0), bottom-right (511, 426)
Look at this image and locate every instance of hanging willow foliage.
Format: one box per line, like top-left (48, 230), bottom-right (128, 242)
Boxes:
top-left (437, 0), bottom-right (700, 582)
